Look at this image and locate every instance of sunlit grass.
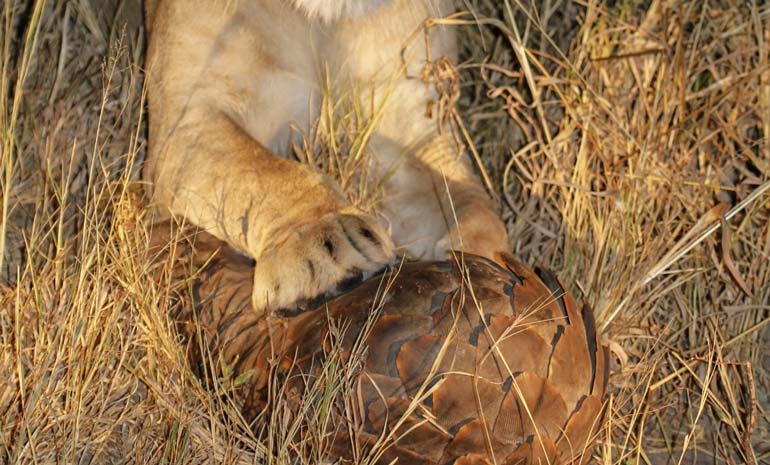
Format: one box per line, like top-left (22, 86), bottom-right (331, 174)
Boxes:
top-left (1, 0), bottom-right (768, 463)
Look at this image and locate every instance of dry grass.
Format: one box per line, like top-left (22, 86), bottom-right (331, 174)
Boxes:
top-left (1, 0), bottom-right (768, 463)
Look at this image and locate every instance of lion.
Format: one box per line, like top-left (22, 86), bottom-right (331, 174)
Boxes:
top-left (143, 0), bottom-right (509, 312)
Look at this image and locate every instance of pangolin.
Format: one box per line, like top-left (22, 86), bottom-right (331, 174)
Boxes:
top-left (149, 222), bottom-right (608, 465)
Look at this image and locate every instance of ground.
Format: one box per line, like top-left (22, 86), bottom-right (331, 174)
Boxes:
top-left (0, 0), bottom-right (768, 464)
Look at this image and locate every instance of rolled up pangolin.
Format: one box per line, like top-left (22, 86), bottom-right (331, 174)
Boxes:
top-left (149, 222), bottom-right (609, 465)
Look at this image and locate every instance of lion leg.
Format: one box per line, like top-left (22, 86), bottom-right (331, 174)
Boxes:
top-left (146, 113), bottom-right (394, 312)
top-left (414, 135), bottom-right (509, 260)
top-left (145, 1), bottom-right (395, 312)
top-left (372, 134), bottom-right (508, 262)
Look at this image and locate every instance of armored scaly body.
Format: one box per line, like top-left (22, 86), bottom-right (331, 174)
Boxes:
top-left (151, 223), bottom-right (608, 465)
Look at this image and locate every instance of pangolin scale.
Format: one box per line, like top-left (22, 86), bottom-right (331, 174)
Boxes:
top-left (150, 222), bottom-right (609, 465)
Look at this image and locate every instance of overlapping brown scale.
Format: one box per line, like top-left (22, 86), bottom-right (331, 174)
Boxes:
top-left (494, 372), bottom-right (569, 443)
top-left (540, 282), bottom-right (593, 413)
top-left (430, 289), bottom-right (485, 342)
top-left (504, 436), bottom-right (559, 465)
top-left (548, 322), bottom-right (592, 411)
top-left (360, 372), bottom-right (408, 403)
top-left (396, 334), bottom-right (504, 397)
top-left (428, 306), bottom-right (510, 387)
top-left (587, 316), bottom-right (610, 397)
top-left (593, 344), bottom-right (610, 396)
top-left (378, 261), bottom-right (458, 317)
top-left (499, 256), bottom-right (566, 342)
top-left (557, 395), bottom-right (605, 465)
top-left (441, 419), bottom-right (513, 463)
top-left (445, 339), bottom-right (505, 382)
top-left (152, 223), bottom-right (609, 465)
top-left (363, 395), bottom-right (452, 462)
top-left (432, 374), bottom-right (504, 432)
top-left (394, 333), bottom-right (445, 394)
top-left (453, 454), bottom-right (495, 465)
top-left (461, 254), bottom-right (515, 285)
top-left (462, 282), bottom-right (512, 309)
top-left (477, 313), bottom-right (551, 380)
top-left (365, 314), bottom-right (434, 376)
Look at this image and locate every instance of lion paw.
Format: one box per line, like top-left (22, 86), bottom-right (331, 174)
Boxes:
top-left (434, 209), bottom-right (509, 262)
top-left (252, 208), bottom-right (394, 312)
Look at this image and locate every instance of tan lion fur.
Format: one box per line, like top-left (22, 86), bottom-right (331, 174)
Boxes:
top-left (143, 0), bottom-right (508, 311)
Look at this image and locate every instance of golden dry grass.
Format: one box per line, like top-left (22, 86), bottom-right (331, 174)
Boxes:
top-left (1, 0), bottom-right (768, 464)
